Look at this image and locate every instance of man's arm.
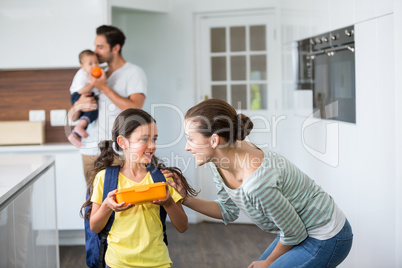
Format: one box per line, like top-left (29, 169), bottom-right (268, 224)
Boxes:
top-left (97, 82), bottom-right (145, 110)
top-left (89, 71), bottom-right (145, 110)
top-left (68, 93), bottom-right (97, 121)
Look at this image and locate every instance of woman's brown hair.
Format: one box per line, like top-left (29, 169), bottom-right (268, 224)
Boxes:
top-left (80, 108), bottom-right (198, 220)
top-left (185, 98), bottom-right (254, 145)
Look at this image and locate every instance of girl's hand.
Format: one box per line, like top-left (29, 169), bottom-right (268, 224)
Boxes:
top-left (248, 260), bottom-right (271, 268)
top-left (104, 189), bottom-right (134, 212)
top-left (152, 183), bottom-right (174, 207)
top-left (161, 169), bottom-right (187, 199)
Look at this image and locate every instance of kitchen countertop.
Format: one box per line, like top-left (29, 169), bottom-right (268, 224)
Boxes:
top-left (0, 143), bottom-right (79, 153)
top-left (0, 154), bottom-right (55, 206)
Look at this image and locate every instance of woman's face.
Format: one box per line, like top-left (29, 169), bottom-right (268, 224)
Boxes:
top-left (184, 119), bottom-right (215, 166)
top-left (123, 122), bottom-right (158, 164)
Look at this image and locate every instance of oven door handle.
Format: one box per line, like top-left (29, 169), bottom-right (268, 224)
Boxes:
top-left (308, 44), bottom-right (355, 58)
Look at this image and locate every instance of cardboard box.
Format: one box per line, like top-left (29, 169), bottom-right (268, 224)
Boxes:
top-left (0, 121), bottom-right (45, 145)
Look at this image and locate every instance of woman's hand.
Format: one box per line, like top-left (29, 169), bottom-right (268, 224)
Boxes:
top-left (248, 260), bottom-right (271, 268)
top-left (104, 189), bottom-right (134, 212)
top-left (161, 169), bottom-right (187, 200)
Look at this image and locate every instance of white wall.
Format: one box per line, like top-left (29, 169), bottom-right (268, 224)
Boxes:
top-left (279, 0), bottom-right (399, 267)
top-left (0, 0), bottom-right (107, 69)
top-left (110, 0), bottom-right (280, 223)
top-left (395, 0), bottom-right (402, 264)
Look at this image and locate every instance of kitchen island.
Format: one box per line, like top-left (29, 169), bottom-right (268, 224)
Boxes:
top-left (0, 143), bottom-right (87, 245)
top-left (0, 154), bottom-right (59, 268)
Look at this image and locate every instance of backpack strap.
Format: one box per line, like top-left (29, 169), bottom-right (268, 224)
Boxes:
top-left (102, 165), bottom-right (120, 230)
top-left (146, 165), bottom-right (168, 245)
top-left (98, 165), bottom-right (120, 268)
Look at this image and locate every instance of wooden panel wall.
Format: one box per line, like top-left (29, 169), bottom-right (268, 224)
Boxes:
top-left (0, 68), bottom-right (79, 143)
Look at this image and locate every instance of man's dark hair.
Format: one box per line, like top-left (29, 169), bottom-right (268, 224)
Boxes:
top-left (96, 25), bottom-right (126, 54)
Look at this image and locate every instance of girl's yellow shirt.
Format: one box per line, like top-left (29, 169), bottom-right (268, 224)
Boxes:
top-left (91, 169), bottom-right (183, 268)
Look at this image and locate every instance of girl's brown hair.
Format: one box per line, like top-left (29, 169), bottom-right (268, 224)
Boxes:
top-left (185, 98), bottom-right (254, 145)
top-left (80, 108), bottom-right (198, 220)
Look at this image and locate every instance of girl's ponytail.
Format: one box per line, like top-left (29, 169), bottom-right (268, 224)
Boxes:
top-left (150, 156), bottom-right (199, 199)
top-left (80, 140), bottom-right (120, 220)
top-left (93, 140), bottom-right (118, 171)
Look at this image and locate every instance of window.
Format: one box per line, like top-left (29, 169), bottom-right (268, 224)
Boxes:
top-left (197, 12), bottom-right (276, 110)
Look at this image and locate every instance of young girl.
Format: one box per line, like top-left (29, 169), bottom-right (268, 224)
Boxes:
top-left (81, 108), bottom-right (197, 268)
top-left (167, 99), bottom-right (353, 268)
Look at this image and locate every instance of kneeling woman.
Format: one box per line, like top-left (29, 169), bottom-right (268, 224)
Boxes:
top-left (167, 99), bottom-right (353, 268)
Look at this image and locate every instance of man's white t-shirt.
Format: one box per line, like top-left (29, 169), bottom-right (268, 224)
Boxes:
top-left (69, 68), bottom-right (100, 96)
top-left (79, 62), bottom-right (147, 155)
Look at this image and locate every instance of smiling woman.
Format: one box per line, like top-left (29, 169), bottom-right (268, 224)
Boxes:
top-left (167, 98), bottom-right (353, 268)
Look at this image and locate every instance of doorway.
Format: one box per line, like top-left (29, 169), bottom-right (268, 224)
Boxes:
top-left (194, 10), bottom-right (280, 223)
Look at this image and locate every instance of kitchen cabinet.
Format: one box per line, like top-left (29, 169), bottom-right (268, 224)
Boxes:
top-left (0, 155), bottom-right (59, 268)
top-left (0, 144), bottom-right (87, 245)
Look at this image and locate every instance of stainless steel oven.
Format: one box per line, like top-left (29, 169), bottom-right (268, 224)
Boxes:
top-left (297, 25), bottom-right (355, 123)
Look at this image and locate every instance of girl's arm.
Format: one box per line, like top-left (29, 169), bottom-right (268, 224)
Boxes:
top-left (153, 184), bottom-right (188, 233)
top-left (90, 202), bottom-right (113, 233)
top-left (90, 189), bottom-right (133, 233)
top-left (163, 197), bottom-right (188, 233)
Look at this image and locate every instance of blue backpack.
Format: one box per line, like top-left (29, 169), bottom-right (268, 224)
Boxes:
top-left (84, 165), bottom-right (168, 268)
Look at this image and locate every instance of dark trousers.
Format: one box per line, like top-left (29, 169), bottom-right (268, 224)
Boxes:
top-left (71, 92), bottom-right (98, 124)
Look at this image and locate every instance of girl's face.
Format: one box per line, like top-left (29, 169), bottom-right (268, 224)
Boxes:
top-left (184, 119), bottom-right (215, 166)
top-left (81, 55), bottom-right (99, 74)
top-left (123, 123), bottom-right (158, 164)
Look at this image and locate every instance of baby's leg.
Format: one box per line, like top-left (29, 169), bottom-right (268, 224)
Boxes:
top-left (68, 131), bottom-right (82, 147)
top-left (73, 119), bottom-right (89, 138)
top-left (68, 119), bottom-right (89, 147)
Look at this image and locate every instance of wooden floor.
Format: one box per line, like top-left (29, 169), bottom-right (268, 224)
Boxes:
top-left (59, 222), bottom-right (276, 268)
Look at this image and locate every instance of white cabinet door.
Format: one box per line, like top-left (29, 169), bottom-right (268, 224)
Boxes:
top-left (0, 147), bottom-right (87, 231)
top-left (54, 152), bottom-right (87, 230)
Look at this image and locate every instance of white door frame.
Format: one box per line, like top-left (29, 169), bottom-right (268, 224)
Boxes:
top-left (193, 9), bottom-right (281, 223)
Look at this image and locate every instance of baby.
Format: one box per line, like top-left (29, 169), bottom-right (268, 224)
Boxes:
top-left (68, 49), bottom-right (100, 147)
